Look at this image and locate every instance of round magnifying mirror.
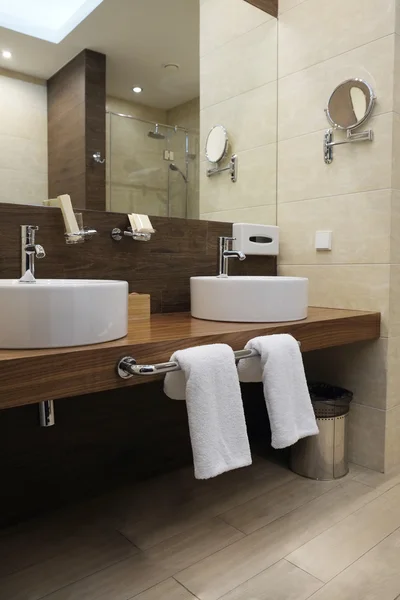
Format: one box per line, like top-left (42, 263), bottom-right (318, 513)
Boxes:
top-left (326, 78), bottom-right (375, 130)
top-left (205, 125), bottom-right (228, 163)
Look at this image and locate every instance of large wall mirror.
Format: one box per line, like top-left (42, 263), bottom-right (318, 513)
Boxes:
top-left (0, 0), bottom-right (278, 225)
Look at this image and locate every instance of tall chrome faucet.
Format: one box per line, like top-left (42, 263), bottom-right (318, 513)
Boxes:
top-left (20, 225), bottom-right (46, 282)
top-left (218, 236), bottom-right (246, 276)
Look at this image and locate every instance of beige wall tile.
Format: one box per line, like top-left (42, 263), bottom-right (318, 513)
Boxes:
top-left (348, 403), bottom-right (386, 471)
top-left (279, 0), bottom-right (396, 78)
top-left (303, 339), bottom-right (388, 410)
top-left (167, 97), bottom-right (200, 132)
top-left (392, 112), bottom-right (400, 190)
top-left (0, 168), bottom-right (48, 206)
top-left (176, 481), bottom-right (377, 600)
top-left (278, 113), bottom-right (393, 204)
top-left (287, 484), bottom-right (400, 581)
top-left (389, 265), bottom-right (400, 336)
top-left (385, 405), bottom-right (400, 470)
top-left (387, 337), bottom-right (400, 409)
top-left (200, 81), bottom-right (277, 154)
top-left (393, 35), bottom-right (400, 113)
top-left (391, 189), bottom-right (400, 262)
top-left (0, 72), bottom-right (48, 205)
top-left (201, 204), bottom-right (277, 225)
top-left (200, 144), bottom-right (276, 213)
top-left (201, 20), bottom-right (277, 109)
top-left (278, 264), bottom-right (390, 335)
top-left (107, 96), bottom-right (166, 124)
top-left (0, 134), bottom-right (48, 176)
top-left (308, 528), bottom-right (400, 600)
top-left (219, 559), bottom-right (322, 600)
top-left (200, 0), bottom-right (272, 57)
top-left (279, 190), bottom-right (391, 265)
top-left (278, 36), bottom-right (395, 141)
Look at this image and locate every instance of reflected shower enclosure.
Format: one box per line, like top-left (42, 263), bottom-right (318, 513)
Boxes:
top-left (106, 112), bottom-right (199, 219)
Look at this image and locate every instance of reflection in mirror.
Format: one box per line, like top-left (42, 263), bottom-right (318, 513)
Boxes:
top-left (0, 0), bottom-right (278, 225)
top-left (326, 78), bottom-right (375, 130)
top-left (205, 125), bottom-right (228, 164)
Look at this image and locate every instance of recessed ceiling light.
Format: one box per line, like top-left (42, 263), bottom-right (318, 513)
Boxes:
top-left (132, 86), bottom-right (143, 94)
top-left (2, 50), bottom-right (12, 59)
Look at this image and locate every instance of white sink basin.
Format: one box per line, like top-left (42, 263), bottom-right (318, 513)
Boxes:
top-left (191, 276), bottom-right (308, 323)
top-left (0, 279), bottom-right (128, 349)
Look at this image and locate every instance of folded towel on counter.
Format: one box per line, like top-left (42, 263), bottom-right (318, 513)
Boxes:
top-left (238, 334), bottom-right (319, 449)
top-left (164, 343), bottom-right (252, 479)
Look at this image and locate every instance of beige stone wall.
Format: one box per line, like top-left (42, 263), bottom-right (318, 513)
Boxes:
top-left (199, 0), bottom-right (277, 224)
top-left (277, 0), bottom-right (398, 471)
top-left (0, 69), bottom-right (48, 205)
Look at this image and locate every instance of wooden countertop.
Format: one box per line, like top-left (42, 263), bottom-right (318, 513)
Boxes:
top-left (0, 307), bottom-right (380, 410)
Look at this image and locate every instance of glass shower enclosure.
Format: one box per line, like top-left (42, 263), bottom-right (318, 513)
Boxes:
top-left (106, 112), bottom-right (199, 219)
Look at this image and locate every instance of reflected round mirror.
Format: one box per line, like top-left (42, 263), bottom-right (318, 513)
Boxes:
top-left (326, 78), bottom-right (375, 130)
top-left (205, 125), bottom-right (228, 163)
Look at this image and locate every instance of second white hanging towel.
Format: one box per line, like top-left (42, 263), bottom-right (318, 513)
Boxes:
top-left (164, 343), bottom-right (252, 479)
top-left (238, 334), bottom-right (319, 449)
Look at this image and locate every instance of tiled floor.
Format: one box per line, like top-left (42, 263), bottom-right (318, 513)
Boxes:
top-left (2, 457), bottom-right (400, 600)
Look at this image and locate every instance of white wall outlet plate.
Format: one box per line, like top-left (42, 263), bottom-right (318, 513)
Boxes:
top-left (315, 230), bottom-right (332, 251)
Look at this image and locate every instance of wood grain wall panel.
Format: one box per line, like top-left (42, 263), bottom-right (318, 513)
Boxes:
top-left (85, 50), bottom-right (106, 212)
top-left (0, 202), bottom-right (277, 313)
top-left (244, 0), bottom-right (278, 16)
top-left (48, 49), bottom-right (106, 211)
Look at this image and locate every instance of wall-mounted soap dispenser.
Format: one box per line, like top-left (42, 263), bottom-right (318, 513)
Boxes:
top-left (232, 223), bottom-right (279, 256)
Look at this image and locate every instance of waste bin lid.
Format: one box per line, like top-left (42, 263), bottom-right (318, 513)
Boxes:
top-left (308, 382), bottom-right (353, 418)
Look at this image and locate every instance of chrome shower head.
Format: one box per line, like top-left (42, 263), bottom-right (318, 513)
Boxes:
top-left (169, 163), bottom-right (188, 183)
top-left (148, 124), bottom-right (165, 140)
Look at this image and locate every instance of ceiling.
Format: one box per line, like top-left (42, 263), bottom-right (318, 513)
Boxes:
top-left (0, 0), bottom-right (199, 109)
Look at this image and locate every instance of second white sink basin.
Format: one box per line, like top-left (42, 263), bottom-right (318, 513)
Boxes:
top-left (0, 279), bottom-right (128, 349)
top-left (191, 276), bottom-right (308, 323)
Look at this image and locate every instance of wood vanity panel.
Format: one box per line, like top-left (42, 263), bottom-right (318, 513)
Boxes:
top-left (0, 309), bottom-right (380, 410)
top-left (244, 0), bottom-right (278, 17)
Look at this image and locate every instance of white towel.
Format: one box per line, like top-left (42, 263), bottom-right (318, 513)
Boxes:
top-left (164, 343), bottom-right (252, 479)
top-left (238, 334), bottom-right (319, 449)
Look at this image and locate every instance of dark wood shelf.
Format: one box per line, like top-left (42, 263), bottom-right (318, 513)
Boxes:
top-left (0, 307), bottom-right (380, 410)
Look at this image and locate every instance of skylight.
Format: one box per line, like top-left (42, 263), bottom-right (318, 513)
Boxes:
top-left (0, 0), bottom-right (104, 44)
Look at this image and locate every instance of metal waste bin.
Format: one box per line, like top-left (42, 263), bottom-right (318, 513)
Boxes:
top-left (290, 383), bottom-right (353, 481)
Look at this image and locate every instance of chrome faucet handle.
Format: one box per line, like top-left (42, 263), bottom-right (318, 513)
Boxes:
top-left (34, 244), bottom-right (46, 259)
top-left (219, 236), bottom-right (236, 250)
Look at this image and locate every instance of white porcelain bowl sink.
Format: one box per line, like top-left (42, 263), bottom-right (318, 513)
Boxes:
top-left (0, 279), bottom-right (128, 349)
top-left (191, 276), bottom-right (308, 323)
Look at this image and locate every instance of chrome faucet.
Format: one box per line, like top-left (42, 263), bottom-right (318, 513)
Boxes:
top-left (218, 236), bottom-right (246, 276)
top-left (20, 225), bottom-right (46, 282)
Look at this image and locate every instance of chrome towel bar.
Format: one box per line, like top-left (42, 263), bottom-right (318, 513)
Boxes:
top-left (117, 343), bottom-right (300, 379)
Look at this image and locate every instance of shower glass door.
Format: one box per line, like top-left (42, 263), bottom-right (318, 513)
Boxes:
top-left (107, 113), bottom-right (199, 219)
